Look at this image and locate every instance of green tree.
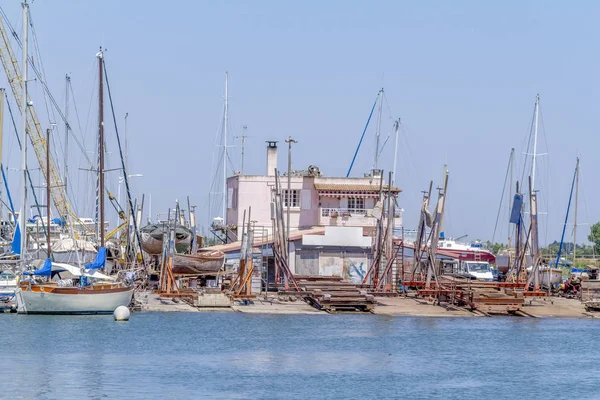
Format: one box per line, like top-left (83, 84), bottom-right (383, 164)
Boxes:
top-left (588, 222), bottom-right (600, 253)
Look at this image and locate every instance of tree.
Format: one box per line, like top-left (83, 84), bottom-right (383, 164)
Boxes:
top-left (588, 222), bottom-right (600, 253)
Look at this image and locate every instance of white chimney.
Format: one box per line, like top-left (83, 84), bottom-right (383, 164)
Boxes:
top-left (266, 141), bottom-right (278, 176)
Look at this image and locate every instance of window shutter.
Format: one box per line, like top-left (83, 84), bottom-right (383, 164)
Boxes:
top-left (227, 188), bottom-right (233, 209)
top-left (301, 189), bottom-right (312, 210)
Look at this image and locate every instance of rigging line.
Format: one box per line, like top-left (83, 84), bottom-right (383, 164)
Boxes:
top-left (68, 79), bottom-right (85, 140)
top-left (28, 11), bottom-right (57, 129)
top-left (0, 5), bottom-right (94, 169)
top-left (519, 105), bottom-right (536, 186)
top-left (103, 58), bottom-right (145, 265)
top-left (346, 91), bottom-right (380, 177)
top-left (492, 152), bottom-right (513, 243)
top-left (382, 91), bottom-right (394, 121)
top-left (5, 88), bottom-right (48, 236)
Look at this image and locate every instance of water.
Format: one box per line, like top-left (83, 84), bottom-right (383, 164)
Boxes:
top-left (2, 312), bottom-right (600, 400)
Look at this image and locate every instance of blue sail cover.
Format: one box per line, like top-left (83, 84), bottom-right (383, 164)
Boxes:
top-left (85, 247), bottom-right (106, 270)
top-left (509, 194), bottom-right (523, 224)
top-left (52, 216), bottom-right (67, 227)
top-left (11, 224), bottom-right (20, 255)
top-left (23, 258), bottom-right (52, 276)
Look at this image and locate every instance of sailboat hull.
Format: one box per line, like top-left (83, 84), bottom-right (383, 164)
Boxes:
top-left (15, 285), bottom-right (133, 315)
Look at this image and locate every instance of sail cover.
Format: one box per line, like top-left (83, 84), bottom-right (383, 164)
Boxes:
top-left (510, 194), bottom-right (523, 224)
top-left (23, 258), bottom-right (52, 276)
top-left (11, 224), bottom-right (20, 255)
top-left (85, 247), bottom-right (106, 270)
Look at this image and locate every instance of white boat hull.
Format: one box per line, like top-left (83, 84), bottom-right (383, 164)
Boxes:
top-left (538, 268), bottom-right (563, 286)
top-left (15, 287), bottom-right (133, 315)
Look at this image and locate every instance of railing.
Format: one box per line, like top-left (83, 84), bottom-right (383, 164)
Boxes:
top-left (321, 208), bottom-right (403, 218)
top-left (321, 208), bottom-right (368, 217)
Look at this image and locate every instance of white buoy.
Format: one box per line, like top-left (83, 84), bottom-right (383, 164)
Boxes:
top-left (113, 306), bottom-right (130, 321)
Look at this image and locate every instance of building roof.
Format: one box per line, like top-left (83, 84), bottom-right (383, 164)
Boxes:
top-left (199, 226), bottom-right (326, 254)
top-left (314, 183), bottom-right (401, 193)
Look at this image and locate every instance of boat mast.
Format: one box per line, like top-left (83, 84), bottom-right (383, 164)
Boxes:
top-left (0, 88), bottom-right (4, 228)
top-left (223, 72), bottom-right (228, 221)
top-left (531, 94), bottom-right (540, 191)
top-left (373, 87), bottom-right (384, 171)
top-left (98, 48), bottom-right (105, 247)
top-left (64, 74), bottom-right (70, 196)
top-left (19, 1), bottom-right (29, 264)
top-left (573, 157), bottom-right (579, 264)
top-left (508, 148), bottom-right (514, 249)
top-left (46, 128), bottom-right (51, 259)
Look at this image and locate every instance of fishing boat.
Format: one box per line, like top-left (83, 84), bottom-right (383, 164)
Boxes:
top-left (15, 249), bottom-right (134, 314)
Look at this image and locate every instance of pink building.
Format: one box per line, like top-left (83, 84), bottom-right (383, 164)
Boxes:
top-left (220, 142), bottom-right (402, 280)
top-left (226, 142), bottom-right (402, 237)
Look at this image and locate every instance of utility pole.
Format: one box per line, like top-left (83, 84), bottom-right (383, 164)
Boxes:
top-left (235, 125), bottom-right (247, 174)
top-left (285, 136), bottom-right (297, 256)
top-left (392, 118), bottom-right (400, 185)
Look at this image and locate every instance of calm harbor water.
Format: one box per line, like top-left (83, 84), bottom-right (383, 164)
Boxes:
top-left (2, 312), bottom-right (599, 399)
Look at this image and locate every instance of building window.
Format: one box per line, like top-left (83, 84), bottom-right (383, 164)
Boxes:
top-left (282, 189), bottom-right (300, 208)
top-left (348, 197), bottom-right (364, 211)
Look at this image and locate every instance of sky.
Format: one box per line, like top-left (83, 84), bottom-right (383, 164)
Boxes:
top-left (0, 1), bottom-right (598, 246)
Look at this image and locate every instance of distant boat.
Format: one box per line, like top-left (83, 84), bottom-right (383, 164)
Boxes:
top-left (0, 270), bottom-right (17, 297)
top-left (437, 239), bottom-right (496, 264)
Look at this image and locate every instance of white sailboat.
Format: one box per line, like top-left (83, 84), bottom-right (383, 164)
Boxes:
top-left (16, 251), bottom-right (133, 314)
top-left (13, 16), bottom-right (133, 314)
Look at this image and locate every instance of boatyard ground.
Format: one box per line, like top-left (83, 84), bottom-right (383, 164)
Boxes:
top-left (136, 292), bottom-right (599, 319)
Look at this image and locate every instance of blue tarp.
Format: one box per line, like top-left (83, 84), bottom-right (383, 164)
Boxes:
top-left (85, 247), bottom-right (106, 270)
top-left (23, 258), bottom-right (52, 277)
top-left (52, 216), bottom-right (67, 227)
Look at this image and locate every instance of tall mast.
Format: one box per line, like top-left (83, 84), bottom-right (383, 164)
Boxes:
top-left (98, 48), bottom-right (105, 247)
top-left (573, 157), bottom-right (579, 263)
top-left (0, 88), bottom-right (4, 227)
top-left (64, 74), bottom-right (70, 196)
top-left (508, 148), bottom-right (514, 249)
top-left (531, 94), bottom-right (540, 191)
top-left (392, 118), bottom-right (400, 185)
top-left (223, 72), bottom-right (228, 220)
top-left (373, 87), bottom-right (383, 170)
top-left (19, 1), bottom-right (29, 263)
top-left (46, 128), bottom-right (51, 259)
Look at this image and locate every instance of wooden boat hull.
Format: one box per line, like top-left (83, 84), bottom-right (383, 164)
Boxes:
top-left (15, 285), bottom-right (133, 315)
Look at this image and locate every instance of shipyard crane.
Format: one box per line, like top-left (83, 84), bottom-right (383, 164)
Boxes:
top-left (0, 15), bottom-right (77, 225)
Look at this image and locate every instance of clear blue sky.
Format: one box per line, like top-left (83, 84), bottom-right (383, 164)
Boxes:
top-left (0, 1), bottom-right (598, 246)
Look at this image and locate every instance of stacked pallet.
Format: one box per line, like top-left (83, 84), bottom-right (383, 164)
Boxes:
top-left (292, 275), bottom-right (376, 313)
